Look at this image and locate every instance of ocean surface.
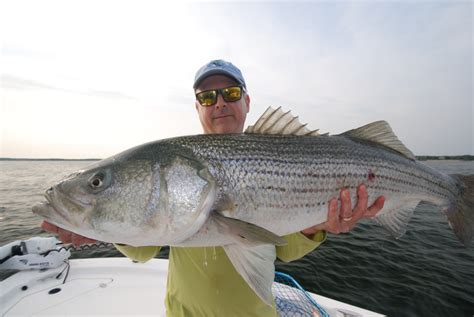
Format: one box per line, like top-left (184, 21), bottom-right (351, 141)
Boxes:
top-left (0, 160), bottom-right (473, 317)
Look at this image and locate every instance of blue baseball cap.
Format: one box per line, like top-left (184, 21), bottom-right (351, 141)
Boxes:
top-left (193, 59), bottom-right (246, 90)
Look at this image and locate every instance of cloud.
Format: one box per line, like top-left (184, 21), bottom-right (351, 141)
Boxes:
top-left (83, 90), bottom-right (137, 100)
top-left (1, 74), bottom-right (58, 90)
top-left (1, 74), bottom-right (136, 100)
top-left (1, 1), bottom-right (472, 157)
top-left (2, 44), bottom-right (49, 58)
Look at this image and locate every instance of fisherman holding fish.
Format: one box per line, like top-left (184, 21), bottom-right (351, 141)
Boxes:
top-left (41, 60), bottom-right (386, 316)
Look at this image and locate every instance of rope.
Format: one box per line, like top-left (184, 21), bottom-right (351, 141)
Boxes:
top-left (274, 271), bottom-right (330, 317)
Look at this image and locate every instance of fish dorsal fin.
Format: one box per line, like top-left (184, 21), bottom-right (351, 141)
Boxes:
top-left (340, 121), bottom-right (416, 160)
top-left (245, 106), bottom-right (320, 136)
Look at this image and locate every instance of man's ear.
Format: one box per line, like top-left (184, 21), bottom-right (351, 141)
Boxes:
top-left (244, 94), bottom-right (250, 113)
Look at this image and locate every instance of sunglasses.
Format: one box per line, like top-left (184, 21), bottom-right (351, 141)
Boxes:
top-left (195, 86), bottom-right (245, 107)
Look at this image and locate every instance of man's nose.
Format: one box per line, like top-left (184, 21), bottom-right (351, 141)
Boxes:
top-left (215, 94), bottom-right (227, 109)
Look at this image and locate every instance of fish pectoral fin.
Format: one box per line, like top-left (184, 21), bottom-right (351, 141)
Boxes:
top-left (212, 211), bottom-right (287, 246)
top-left (223, 244), bottom-right (276, 306)
top-left (374, 201), bottom-right (420, 238)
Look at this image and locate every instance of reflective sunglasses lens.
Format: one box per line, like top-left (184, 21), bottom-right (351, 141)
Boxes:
top-left (222, 86), bottom-right (242, 102)
top-left (197, 90), bottom-right (217, 107)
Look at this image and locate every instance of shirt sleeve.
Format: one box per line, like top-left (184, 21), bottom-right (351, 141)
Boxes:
top-left (114, 244), bottom-right (161, 263)
top-left (276, 231), bottom-right (326, 263)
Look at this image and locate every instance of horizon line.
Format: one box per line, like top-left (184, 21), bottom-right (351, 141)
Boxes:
top-left (1, 155), bottom-right (474, 162)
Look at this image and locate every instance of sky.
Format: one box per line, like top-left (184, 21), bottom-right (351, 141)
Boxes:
top-left (1, 0), bottom-right (472, 158)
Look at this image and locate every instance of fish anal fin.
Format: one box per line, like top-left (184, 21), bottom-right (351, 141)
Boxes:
top-left (374, 201), bottom-right (420, 238)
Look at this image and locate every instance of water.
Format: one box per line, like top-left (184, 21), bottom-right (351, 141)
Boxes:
top-left (1, 160), bottom-right (473, 316)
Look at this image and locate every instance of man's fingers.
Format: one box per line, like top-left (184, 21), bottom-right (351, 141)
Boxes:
top-left (340, 219), bottom-right (352, 233)
top-left (57, 228), bottom-right (73, 244)
top-left (326, 198), bottom-right (341, 234)
top-left (71, 234), bottom-right (82, 247)
top-left (84, 237), bottom-right (97, 244)
top-left (323, 186), bottom-right (386, 235)
top-left (41, 221), bottom-right (97, 246)
top-left (339, 188), bottom-right (352, 219)
top-left (71, 234), bottom-right (95, 247)
top-left (366, 196), bottom-right (385, 218)
top-left (41, 221), bottom-right (59, 233)
top-left (76, 236), bottom-right (97, 246)
top-left (353, 184), bottom-right (369, 219)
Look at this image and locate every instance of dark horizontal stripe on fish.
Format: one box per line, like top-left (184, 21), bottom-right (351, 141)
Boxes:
top-left (175, 136), bottom-right (456, 198)
top-left (236, 167), bottom-right (449, 199)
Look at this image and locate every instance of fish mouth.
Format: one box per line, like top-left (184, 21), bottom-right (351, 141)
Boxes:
top-left (32, 201), bottom-right (69, 225)
top-left (32, 185), bottom-right (91, 228)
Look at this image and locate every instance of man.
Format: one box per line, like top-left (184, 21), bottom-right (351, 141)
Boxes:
top-left (42, 59), bottom-right (384, 316)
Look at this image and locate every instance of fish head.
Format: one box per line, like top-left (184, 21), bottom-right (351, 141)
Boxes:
top-left (33, 151), bottom-right (217, 246)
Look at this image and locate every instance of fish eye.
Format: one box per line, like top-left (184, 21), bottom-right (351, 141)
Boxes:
top-left (88, 173), bottom-right (104, 189)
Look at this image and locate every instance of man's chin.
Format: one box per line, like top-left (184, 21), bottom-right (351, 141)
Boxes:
top-left (211, 118), bottom-right (236, 132)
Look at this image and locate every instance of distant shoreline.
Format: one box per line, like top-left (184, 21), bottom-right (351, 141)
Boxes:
top-left (415, 155), bottom-right (474, 161)
top-left (1, 156), bottom-right (473, 161)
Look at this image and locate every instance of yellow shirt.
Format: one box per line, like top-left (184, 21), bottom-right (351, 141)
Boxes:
top-left (115, 231), bottom-right (326, 317)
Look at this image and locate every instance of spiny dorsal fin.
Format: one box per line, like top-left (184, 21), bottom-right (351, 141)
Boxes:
top-left (340, 121), bottom-right (416, 160)
top-left (245, 106), bottom-right (320, 136)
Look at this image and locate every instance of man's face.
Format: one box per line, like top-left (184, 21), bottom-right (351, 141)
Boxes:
top-left (195, 75), bottom-right (250, 134)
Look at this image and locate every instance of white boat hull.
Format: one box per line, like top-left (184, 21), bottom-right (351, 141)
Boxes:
top-left (1, 258), bottom-right (384, 316)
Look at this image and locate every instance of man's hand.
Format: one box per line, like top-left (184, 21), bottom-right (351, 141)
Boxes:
top-left (41, 221), bottom-right (97, 246)
top-left (301, 184), bottom-right (385, 237)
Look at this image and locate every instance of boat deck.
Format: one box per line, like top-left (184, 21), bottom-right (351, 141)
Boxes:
top-left (1, 258), bottom-right (384, 316)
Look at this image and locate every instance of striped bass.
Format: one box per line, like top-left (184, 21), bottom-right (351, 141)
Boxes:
top-left (33, 107), bottom-right (474, 305)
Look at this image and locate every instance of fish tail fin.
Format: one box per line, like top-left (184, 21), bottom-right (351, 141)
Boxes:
top-left (446, 174), bottom-right (474, 247)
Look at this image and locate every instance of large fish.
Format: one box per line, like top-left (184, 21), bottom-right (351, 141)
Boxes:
top-left (33, 107), bottom-right (474, 305)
